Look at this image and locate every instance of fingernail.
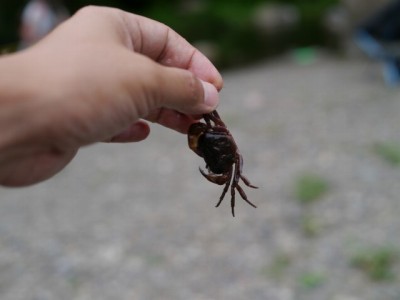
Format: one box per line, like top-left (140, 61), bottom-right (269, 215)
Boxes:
top-left (200, 80), bottom-right (219, 108)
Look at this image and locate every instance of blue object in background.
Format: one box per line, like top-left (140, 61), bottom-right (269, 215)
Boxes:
top-left (354, 0), bottom-right (400, 86)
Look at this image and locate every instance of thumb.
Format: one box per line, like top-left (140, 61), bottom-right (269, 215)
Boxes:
top-left (153, 66), bottom-right (220, 115)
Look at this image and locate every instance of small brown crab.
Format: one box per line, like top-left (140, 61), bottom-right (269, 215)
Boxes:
top-left (188, 110), bottom-right (257, 216)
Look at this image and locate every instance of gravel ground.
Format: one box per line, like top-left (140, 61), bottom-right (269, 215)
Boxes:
top-left (1, 54), bottom-right (400, 300)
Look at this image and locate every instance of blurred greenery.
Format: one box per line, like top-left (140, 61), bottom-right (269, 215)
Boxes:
top-left (298, 271), bottom-right (326, 289)
top-left (294, 173), bottom-right (329, 204)
top-left (301, 214), bottom-right (322, 237)
top-left (0, 0), bottom-right (339, 68)
top-left (351, 246), bottom-right (399, 281)
top-left (372, 142), bottom-right (400, 166)
top-left (263, 253), bottom-right (292, 280)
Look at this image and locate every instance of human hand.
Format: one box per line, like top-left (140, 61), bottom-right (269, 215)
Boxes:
top-left (0, 6), bottom-right (223, 186)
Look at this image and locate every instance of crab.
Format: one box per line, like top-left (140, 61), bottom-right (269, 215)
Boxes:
top-left (188, 110), bottom-right (257, 216)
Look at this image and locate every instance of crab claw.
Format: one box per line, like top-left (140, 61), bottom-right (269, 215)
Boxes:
top-left (188, 123), bottom-right (207, 157)
top-left (199, 168), bottom-right (229, 185)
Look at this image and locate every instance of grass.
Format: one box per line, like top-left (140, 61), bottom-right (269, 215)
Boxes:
top-left (350, 246), bottom-right (398, 281)
top-left (294, 173), bottom-right (329, 204)
top-left (264, 254), bottom-right (292, 280)
top-left (301, 215), bottom-right (322, 237)
top-left (372, 142), bottom-right (400, 166)
top-left (298, 272), bottom-right (325, 289)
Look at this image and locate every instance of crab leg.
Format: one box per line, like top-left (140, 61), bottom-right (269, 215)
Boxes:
top-left (237, 153), bottom-right (258, 188)
top-left (231, 181), bottom-right (236, 217)
top-left (203, 110), bottom-right (226, 127)
top-left (211, 126), bottom-right (230, 134)
top-left (232, 156), bottom-right (257, 216)
top-left (236, 184), bottom-right (257, 208)
top-left (212, 111), bottom-right (226, 127)
top-left (240, 175), bottom-right (258, 189)
top-left (203, 114), bottom-right (212, 127)
top-left (215, 167), bottom-right (233, 208)
top-left (230, 157), bottom-right (243, 217)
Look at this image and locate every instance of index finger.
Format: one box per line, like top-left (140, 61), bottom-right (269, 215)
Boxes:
top-left (120, 12), bottom-right (223, 90)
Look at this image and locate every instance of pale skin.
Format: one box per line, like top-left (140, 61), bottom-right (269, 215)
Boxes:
top-left (0, 6), bottom-right (223, 187)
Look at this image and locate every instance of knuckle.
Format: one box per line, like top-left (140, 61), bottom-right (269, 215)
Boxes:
top-left (74, 5), bottom-right (101, 17)
top-left (183, 71), bottom-right (203, 107)
top-left (74, 5), bottom-right (120, 20)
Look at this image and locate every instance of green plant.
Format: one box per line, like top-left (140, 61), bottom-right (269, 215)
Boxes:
top-left (264, 254), bottom-right (292, 280)
top-left (301, 215), bottom-right (322, 237)
top-left (351, 246), bottom-right (398, 281)
top-left (373, 142), bottom-right (400, 166)
top-left (294, 173), bottom-right (329, 204)
top-left (298, 271), bottom-right (325, 289)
